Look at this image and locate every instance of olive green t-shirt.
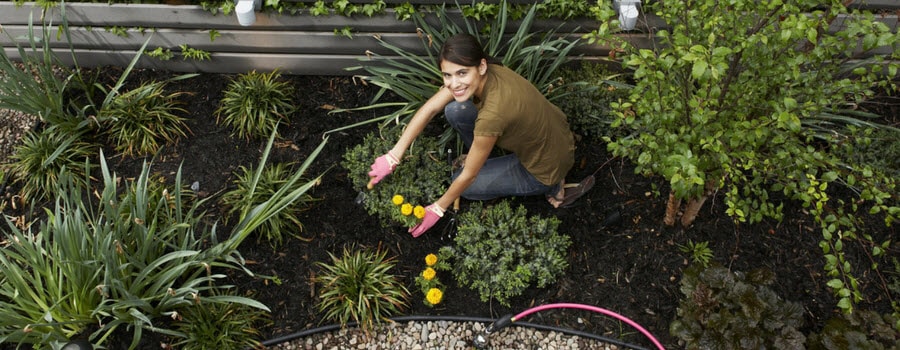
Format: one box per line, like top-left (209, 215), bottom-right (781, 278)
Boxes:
top-left (474, 64), bottom-right (575, 186)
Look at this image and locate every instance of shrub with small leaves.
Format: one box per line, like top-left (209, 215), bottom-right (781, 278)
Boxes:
top-left (554, 61), bottom-right (631, 143)
top-left (437, 200), bottom-right (570, 306)
top-left (315, 245), bottom-right (409, 335)
top-left (216, 70), bottom-right (295, 140)
top-left (342, 130), bottom-right (448, 227)
top-left (669, 264), bottom-right (807, 349)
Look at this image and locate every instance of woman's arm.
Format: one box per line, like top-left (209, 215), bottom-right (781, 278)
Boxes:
top-left (389, 86), bottom-right (454, 158)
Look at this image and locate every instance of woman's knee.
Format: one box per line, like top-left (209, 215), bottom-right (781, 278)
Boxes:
top-left (444, 100), bottom-right (477, 126)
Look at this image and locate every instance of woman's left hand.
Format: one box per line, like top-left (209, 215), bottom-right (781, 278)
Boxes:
top-left (409, 204), bottom-right (444, 237)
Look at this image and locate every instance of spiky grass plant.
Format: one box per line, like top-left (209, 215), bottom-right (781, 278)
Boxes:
top-left (221, 161), bottom-right (317, 247)
top-left (5, 128), bottom-right (95, 201)
top-left (315, 245), bottom-right (409, 335)
top-left (216, 70), bottom-right (296, 140)
top-left (101, 79), bottom-right (193, 157)
top-left (172, 290), bottom-right (270, 350)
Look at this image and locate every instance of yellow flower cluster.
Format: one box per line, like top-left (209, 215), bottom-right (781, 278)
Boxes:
top-left (392, 194), bottom-right (426, 220)
top-left (422, 267), bottom-right (436, 280)
top-left (426, 288), bottom-right (443, 305)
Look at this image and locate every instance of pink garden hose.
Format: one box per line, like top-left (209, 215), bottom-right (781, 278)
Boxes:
top-left (473, 303), bottom-right (666, 350)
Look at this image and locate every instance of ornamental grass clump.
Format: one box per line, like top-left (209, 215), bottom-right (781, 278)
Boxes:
top-left (216, 70), bottom-right (296, 140)
top-left (221, 161), bottom-right (317, 247)
top-left (341, 130), bottom-right (447, 227)
top-left (315, 245), bottom-right (409, 335)
top-left (437, 200), bottom-right (570, 306)
top-left (100, 79), bottom-right (192, 157)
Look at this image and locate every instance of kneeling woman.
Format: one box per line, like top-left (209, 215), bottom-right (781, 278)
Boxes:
top-left (367, 33), bottom-right (593, 237)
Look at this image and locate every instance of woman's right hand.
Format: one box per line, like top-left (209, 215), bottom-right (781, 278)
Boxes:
top-left (367, 151), bottom-right (400, 188)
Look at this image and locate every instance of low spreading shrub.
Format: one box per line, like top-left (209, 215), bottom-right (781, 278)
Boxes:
top-left (670, 264), bottom-right (807, 349)
top-left (437, 200), bottom-right (570, 306)
top-left (341, 130), bottom-right (448, 228)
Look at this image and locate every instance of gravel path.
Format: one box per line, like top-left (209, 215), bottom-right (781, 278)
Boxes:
top-left (267, 320), bottom-right (628, 350)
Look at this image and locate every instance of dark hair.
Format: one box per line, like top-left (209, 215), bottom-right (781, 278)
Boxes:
top-left (439, 33), bottom-right (500, 66)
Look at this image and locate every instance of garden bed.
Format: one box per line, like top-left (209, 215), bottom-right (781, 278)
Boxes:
top-left (1, 66), bottom-right (895, 349)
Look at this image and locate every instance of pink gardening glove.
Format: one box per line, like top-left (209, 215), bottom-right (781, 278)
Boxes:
top-left (366, 151), bottom-right (400, 188)
top-left (409, 204), bottom-right (444, 238)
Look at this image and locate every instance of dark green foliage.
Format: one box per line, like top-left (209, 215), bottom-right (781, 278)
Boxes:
top-left (554, 61), bottom-right (631, 143)
top-left (807, 309), bottom-right (900, 350)
top-left (670, 264), bottom-right (807, 349)
top-left (437, 200), bottom-right (570, 306)
top-left (341, 130), bottom-right (448, 227)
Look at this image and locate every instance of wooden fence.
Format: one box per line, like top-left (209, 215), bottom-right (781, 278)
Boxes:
top-left (0, 1), bottom-right (896, 75)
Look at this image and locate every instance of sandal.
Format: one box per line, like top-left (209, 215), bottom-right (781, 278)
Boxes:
top-left (554, 175), bottom-right (595, 208)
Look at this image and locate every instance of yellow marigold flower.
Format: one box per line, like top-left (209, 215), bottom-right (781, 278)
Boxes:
top-left (422, 267), bottom-right (436, 280)
top-left (401, 203), bottom-right (413, 216)
top-left (425, 253), bottom-right (437, 266)
top-left (426, 288), bottom-right (443, 305)
top-left (392, 195), bottom-right (404, 206)
top-left (413, 205), bottom-right (426, 219)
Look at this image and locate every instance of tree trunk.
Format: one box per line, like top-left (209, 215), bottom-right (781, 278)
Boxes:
top-left (680, 180), bottom-right (718, 227)
top-left (664, 191), bottom-right (681, 226)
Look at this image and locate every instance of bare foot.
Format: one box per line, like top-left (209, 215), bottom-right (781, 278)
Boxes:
top-left (547, 180), bottom-right (566, 208)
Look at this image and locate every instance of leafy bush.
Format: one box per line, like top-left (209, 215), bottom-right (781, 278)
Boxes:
top-left (101, 79), bottom-right (193, 157)
top-left (221, 161), bottom-right (317, 247)
top-left (315, 245), bottom-right (409, 335)
top-left (341, 130), bottom-right (448, 227)
top-left (589, 0), bottom-right (899, 312)
top-left (336, 1), bottom-right (589, 151)
top-left (172, 290), bottom-right (271, 350)
top-left (437, 200), bottom-right (570, 306)
top-left (669, 264), bottom-right (807, 349)
top-left (216, 70), bottom-right (296, 140)
top-left (5, 128), bottom-right (96, 201)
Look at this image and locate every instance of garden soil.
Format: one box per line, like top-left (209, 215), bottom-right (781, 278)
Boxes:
top-left (2, 67), bottom-right (897, 349)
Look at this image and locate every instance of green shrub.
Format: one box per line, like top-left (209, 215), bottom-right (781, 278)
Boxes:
top-left (554, 61), bottom-right (632, 143)
top-left (437, 200), bottom-right (570, 306)
top-left (315, 245), bottom-right (409, 335)
top-left (341, 130), bottom-right (448, 228)
top-left (5, 128), bottom-right (96, 201)
top-left (669, 264), bottom-right (807, 349)
top-left (101, 79), bottom-right (192, 157)
top-left (221, 161), bottom-right (316, 247)
top-left (172, 290), bottom-right (271, 350)
top-left (216, 70), bottom-right (296, 140)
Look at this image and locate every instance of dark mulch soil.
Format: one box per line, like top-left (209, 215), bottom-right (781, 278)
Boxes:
top-left (3, 67), bottom-right (898, 349)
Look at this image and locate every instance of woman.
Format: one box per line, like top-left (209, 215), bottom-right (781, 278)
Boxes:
top-left (367, 33), bottom-right (594, 237)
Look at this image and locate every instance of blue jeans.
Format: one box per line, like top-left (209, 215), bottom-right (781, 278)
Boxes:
top-left (444, 100), bottom-right (558, 200)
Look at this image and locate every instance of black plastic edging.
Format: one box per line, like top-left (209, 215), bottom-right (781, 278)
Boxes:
top-left (260, 315), bottom-right (651, 350)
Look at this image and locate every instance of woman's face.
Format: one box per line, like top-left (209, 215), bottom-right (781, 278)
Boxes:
top-left (440, 59), bottom-right (487, 102)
